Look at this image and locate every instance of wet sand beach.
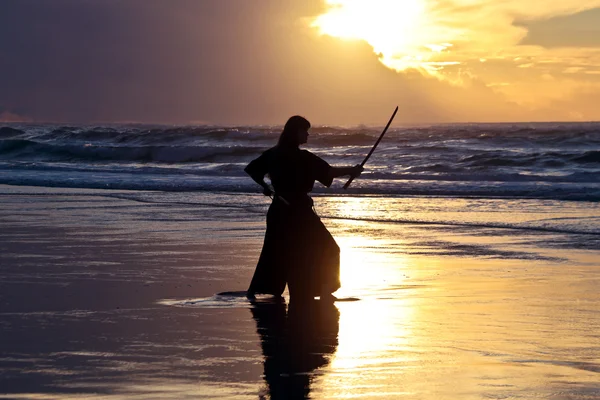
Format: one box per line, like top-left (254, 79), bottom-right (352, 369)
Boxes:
top-left (1, 185), bottom-right (599, 399)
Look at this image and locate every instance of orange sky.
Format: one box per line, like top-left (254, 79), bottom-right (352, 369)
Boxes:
top-left (311, 0), bottom-right (600, 122)
top-left (1, 0), bottom-right (599, 125)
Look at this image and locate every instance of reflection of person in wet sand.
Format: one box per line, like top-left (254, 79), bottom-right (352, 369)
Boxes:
top-left (245, 115), bottom-right (362, 301)
top-left (250, 299), bottom-right (340, 399)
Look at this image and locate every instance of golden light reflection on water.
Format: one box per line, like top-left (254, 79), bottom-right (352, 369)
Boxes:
top-left (331, 296), bottom-right (417, 366)
top-left (328, 196), bottom-right (397, 222)
top-left (336, 227), bottom-right (410, 298)
top-left (323, 221), bottom-right (425, 397)
top-left (308, 199), bottom-right (600, 399)
top-left (327, 196), bottom-right (418, 298)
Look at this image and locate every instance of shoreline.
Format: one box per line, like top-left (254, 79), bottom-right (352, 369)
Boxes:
top-left (1, 184), bottom-right (599, 399)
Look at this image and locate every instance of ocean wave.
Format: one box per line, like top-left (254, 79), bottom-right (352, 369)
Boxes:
top-left (0, 139), bottom-right (264, 163)
top-left (458, 150), bottom-right (599, 168)
top-left (1, 122), bottom-right (599, 200)
top-left (0, 138), bottom-right (35, 153)
top-left (3, 122), bottom-right (600, 148)
top-left (366, 171), bottom-right (600, 183)
top-left (311, 132), bottom-right (378, 145)
top-left (32, 126), bottom-right (278, 146)
top-left (0, 161), bottom-right (248, 177)
top-left (4, 161), bottom-right (600, 184)
top-left (571, 150), bottom-right (600, 164)
top-left (0, 127), bottom-right (24, 138)
top-left (403, 164), bottom-right (465, 174)
top-left (1, 125), bottom-right (280, 146)
top-left (2, 168), bottom-right (600, 202)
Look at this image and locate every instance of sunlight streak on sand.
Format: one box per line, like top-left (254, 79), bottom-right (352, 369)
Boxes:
top-left (337, 232), bottom-right (410, 297)
top-left (330, 227), bottom-right (421, 392)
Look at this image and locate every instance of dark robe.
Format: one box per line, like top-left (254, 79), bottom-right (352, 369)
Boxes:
top-left (245, 147), bottom-right (341, 299)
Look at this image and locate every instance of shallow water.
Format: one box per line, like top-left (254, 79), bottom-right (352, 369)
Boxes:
top-left (0, 185), bottom-right (599, 399)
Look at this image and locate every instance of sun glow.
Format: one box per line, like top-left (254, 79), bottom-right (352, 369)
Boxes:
top-left (311, 0), bottom-right (600, 110)
top-left (311, 0), bottom-right (459, 74)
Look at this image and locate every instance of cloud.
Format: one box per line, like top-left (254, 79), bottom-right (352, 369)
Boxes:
top-left (311, 1), bottom-right (600, 116)
top-left (519, 8), bottom-right (600, 48)
top-left (0, 0), bottom-right (599, 124)
top-left (313, 1), bottom-right (600, 67)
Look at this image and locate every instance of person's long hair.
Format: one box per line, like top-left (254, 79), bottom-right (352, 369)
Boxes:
top-left (277, 115), bottom-right (310, 150)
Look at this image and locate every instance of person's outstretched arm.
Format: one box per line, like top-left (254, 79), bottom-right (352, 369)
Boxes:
top-left (329, 164), bottom-right (363, 180)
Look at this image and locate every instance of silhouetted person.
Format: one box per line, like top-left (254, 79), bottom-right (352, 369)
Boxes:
top-left (250, 299), bottom-right (340, 399)
top-left (245, 115), bottom-right (362, 301)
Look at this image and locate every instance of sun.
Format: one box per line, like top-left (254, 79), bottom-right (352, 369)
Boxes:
top-left (311, 0), bottom-right (459, 74)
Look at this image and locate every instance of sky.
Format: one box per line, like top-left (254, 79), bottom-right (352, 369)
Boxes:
top-left (1, 0), bottom-right (600, 125)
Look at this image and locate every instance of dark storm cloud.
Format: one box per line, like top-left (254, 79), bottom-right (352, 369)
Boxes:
top-left (2, 0), bottom-right (199, 122)
top-left (0, 0), bottom-right (555, 124)
top-left (0, 0), bottom-right (324, 123)
top-left (518, 8), bottom-right (600, 48)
